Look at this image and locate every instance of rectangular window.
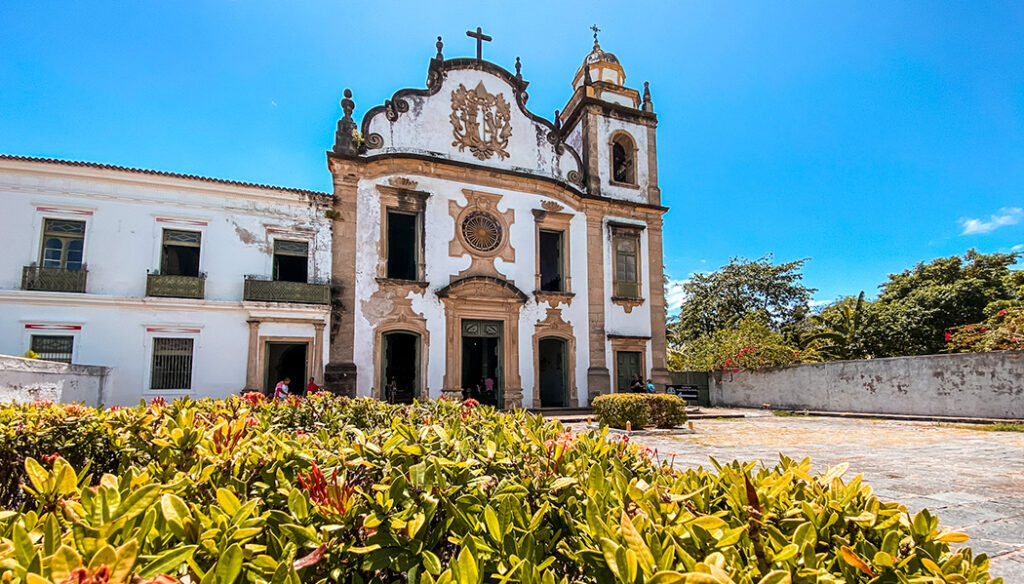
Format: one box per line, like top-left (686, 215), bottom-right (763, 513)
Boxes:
top-left (613, 234), bottom-right (640, 298)
top-left (386, 211), bottom-right (418, 280)
top-left (273, 240), bottom-right (309, 283)
top-left (538, 230), bottom-right (564, 292)
top-left (40, 219), bottom-right (86, 271)
top-left (161, 230), bottom-right (201, 277)
top-left (31, 335), bottom-right (74, 364)
top-left (150, 337), bottom-right (194, 390)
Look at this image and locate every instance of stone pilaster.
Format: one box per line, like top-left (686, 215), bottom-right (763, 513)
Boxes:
top-left (646, 217), bottom-right (671, 389)
top-left (325, 157), bottom-right (361, 397)
top-left (585, 208), bottom-right (610, 402)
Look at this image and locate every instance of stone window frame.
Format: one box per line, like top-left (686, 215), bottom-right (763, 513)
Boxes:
top-left (532, 203), bottom-right (575, 305)
top-left (38, 218), bottom-right (87, 271)
top-left (22, 323), bottom-right (83, 365)
top-left (608, 221), bottom-right (646, 311)
top-left (608, 130), bottom-right (640, 189)
top-left (609, 334), bottom-right (650, 393)
top-left (376, 181), bottom-right (431, 290)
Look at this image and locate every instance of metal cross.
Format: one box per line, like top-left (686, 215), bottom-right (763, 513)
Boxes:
top-left (466, 26), bottom-right (492, 61)
top-left (590, 24), bottom-right (600, 43)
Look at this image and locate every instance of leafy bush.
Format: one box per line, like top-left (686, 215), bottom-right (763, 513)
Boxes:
top-left (946, 307), bottom-right (1024, 352)
top-left (644, 394), bottom-right (689, 428)
top-left (0, 396), bottom-right (1001, 584)
top-left (593, 394), bottom-right (651, 429)
top-left (593, 394), bottom-right (689, 429)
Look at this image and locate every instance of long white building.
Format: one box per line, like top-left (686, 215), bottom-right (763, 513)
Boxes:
top-left (0, 156), bottom-right (332, 405)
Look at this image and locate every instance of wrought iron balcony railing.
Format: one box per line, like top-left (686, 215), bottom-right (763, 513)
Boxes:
top-left (146, 272), bottom-right (206, 299)
top-left (21, 265), bottom-right (88, 293)
top-left (243, 276), bottom-right (330, 305)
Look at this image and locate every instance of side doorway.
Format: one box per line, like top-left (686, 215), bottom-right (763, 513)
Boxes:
top-left (615, 350), bottom-right (643, 393)
top-left (264, 342), bottom-right (308, 396)
top-left (381, 331), bottom-right (420, 404)
top-left (538, 337), bottom-right (568, 407)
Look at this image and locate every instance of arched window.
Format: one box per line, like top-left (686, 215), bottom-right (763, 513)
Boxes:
top-left (610, 133), bottom-right (636, 185)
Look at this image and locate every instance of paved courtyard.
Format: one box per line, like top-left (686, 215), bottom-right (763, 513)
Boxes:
top-left (575, 411), bottom-right (1024, 581)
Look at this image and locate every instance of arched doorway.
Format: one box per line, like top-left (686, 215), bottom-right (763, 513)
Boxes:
top-left (381, 331), bottom-right (419, 404)
top-left (538, 337), bottom-right (568, 407)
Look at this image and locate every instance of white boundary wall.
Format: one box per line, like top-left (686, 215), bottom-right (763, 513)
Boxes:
top-left (711, 351), bottom-right (1024, 419)
top-left (0, 354), bottom-right (110, 406)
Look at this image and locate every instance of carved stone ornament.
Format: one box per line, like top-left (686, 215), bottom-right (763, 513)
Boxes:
top-left (450, 82), bottom-right (512, 161)
top-left (540, 200), bottom-right (564, 213)
top-left (387, 176), bottom-right (419, 190)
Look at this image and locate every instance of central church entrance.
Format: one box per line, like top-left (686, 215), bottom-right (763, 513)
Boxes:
top-left (461, 319), bottom-right (502, 407)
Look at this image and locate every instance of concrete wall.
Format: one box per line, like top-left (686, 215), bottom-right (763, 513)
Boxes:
top-left (711, 351), bottom-right (1024, 419)
top-left (0, 354), bottom-right (111, 406)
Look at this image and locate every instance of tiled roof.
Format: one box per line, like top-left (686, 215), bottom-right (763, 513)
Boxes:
top-left (0, 154), bottom-right (331, 198)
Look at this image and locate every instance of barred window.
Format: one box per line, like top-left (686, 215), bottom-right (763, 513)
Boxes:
top-left (40, 219), bottom-right (86, 271)
top-left (150, 337), bottom-right (194, 390)
top-left (30, 335), bottom-right (74, 364)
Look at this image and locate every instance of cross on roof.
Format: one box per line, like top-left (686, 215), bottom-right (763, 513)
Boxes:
top-left (466, 26), bottom-right (492, 61)
top-left (590, 24), bottom-right (600, 44)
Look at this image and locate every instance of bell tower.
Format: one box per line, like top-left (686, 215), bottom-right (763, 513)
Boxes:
top-left (559, 27), bottom-right (659, 206)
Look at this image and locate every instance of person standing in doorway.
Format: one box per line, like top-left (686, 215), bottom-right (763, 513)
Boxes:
top-left (646, 378), bottom-right (656, 393)
top-left (385, 377), bottom-right (397, 404)
top-left (274, 377), bottom-right (291, 401)
top-left (306, 377), bottom-right (319, 394)
top-left (630, 374), bottom-right (643, 393)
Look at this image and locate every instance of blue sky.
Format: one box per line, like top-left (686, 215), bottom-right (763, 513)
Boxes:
top-left (2, 1), bottom-right (1022, 309)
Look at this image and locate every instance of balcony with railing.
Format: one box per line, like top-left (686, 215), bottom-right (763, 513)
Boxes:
top-left (21, 265), bottom-right (88, 293)
top-left (243, 275), bottom-right (330, 305)
top-left (146, 271), bottom-right (206, 299)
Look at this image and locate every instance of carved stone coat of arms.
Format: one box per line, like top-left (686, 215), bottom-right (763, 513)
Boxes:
top-left (450, 82), bottom-right (512, 161)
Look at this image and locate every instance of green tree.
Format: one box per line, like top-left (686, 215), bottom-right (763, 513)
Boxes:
top-left (804, 291), bottom-right (876, 360)
top-left (668, 255), bottom-right (815, 346)
top-left (867, 249), bottom-right (1021, 356)
top-left (672, 312), bottom-right (815, 372)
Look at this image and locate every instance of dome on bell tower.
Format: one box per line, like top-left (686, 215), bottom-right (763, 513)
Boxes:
top-left (572, 29), bottom-right (626, 90)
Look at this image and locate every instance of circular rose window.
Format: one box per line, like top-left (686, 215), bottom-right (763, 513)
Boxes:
top-left (460, 212), bottom-right (503, 252)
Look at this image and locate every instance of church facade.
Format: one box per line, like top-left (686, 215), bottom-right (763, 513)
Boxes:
top-left (0, 33), bottom-right (669, 408)
top-left (324, 34), bottom-right (670, 408)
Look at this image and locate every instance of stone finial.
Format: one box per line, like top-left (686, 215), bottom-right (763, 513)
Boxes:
top-left (515, 56), bottom-right (522, 81)
top-left (642, 81), bottom-right (654, 112)
top-left (553, 109), bottom-right (561, 131)
top-left (340, 88), bottom-right (355, 118)
top-left (333, 89), bottom-right (359, 156)
top-left (435, 36), bottom-right (444, 60)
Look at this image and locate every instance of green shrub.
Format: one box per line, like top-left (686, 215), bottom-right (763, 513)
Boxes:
top-left (592, 393), bottom-right (650, 429)
top-left (593, 393), bottom-right (689, 429)
top-left (0, 395), bottom-right (1001, 584)
top-left (645, 393), bottom-right (689, 428)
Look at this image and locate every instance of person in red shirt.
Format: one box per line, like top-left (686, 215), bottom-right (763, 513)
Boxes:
top-left (306, 377), bottom-right (319, 394)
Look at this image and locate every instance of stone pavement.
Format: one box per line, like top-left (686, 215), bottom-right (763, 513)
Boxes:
top-left (572, 411), bottom-right (1024, 581)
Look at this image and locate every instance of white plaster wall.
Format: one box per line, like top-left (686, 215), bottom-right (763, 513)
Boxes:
top-left (0, 161), bottom-right (332, 405)
top-left (352, 173), bottom-right (592, 406)
top-left (0, 163), bottom-right (331, 297)
top-left (596, 116), bottom-right (650, 203)
top-left (0, 354), bottom-right (110, 406)
top-left (712, 352), bottom-right (1024, 419)
top-left (365, 69), bottom-right (580, 185)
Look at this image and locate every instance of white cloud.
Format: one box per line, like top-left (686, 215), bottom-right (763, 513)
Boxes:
top-left (1013, 244), bottom-right (1024, 251)
top-left (270, 100), bottom-right (278, 107)
top-left (665, 279), bottom-right (688, 313)
top-left (960, 207), bottom-right (1022, 235)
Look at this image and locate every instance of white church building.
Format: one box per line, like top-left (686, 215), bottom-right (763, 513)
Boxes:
top-left (0, 31), bottom-right (670, 408)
